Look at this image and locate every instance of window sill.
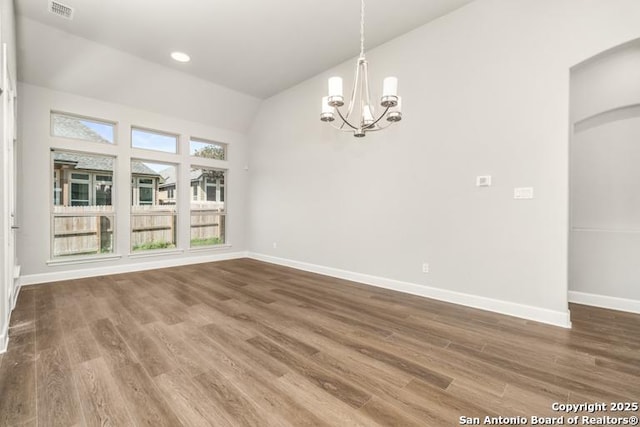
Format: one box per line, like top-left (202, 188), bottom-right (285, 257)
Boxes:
top-left (128, 248), bottom-right (185, 259)
top-left (188, 243), bottom-right (233, 253)
top-left (47, 254), bottom-right (122, 266)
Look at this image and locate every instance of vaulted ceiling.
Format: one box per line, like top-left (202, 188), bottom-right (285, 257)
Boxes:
top-left (16, 0), bottom-right (475, 98)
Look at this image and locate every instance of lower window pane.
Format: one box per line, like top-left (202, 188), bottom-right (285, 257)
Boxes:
top-left (53, 215), bottom-right (114, 257)
top-left (131, 212), bottom-right (177, 251)
top-left (190, 212), bottom-right (225, 247)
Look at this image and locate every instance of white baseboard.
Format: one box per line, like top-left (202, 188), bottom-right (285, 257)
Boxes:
top-left (20, 251), bottom-right (249, 286)
top-left (11, 282), bottom-right (19, 310)
top-left (0, 322), bottom-right (7, 354)
top-left (569, 291), bottom-right (640, 314)
top-left (248, 252), bottom-right (572, 328)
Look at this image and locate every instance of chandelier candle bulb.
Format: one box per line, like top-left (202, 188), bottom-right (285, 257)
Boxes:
top-left (328, 77), bottom-right (343, 96)
top-left (382, 77), bottom-right (398, 97)
top-left (363, 105), bottom-right (374, 125)
top-left (320, 96), bottom-right (335, 122)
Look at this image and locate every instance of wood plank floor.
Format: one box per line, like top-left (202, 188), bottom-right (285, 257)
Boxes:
top-left (1, 258), bottom-right (639, 426)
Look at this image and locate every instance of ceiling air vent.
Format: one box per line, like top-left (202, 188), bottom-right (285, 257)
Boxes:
top-left (49, 0), bottom-right (74, 20)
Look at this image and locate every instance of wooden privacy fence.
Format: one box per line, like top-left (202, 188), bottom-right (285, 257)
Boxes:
top-left (52, 204), bottom-right (224, 256)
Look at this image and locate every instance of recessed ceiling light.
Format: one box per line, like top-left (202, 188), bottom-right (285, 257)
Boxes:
top-left (171, 52), bottom-right (191, 63)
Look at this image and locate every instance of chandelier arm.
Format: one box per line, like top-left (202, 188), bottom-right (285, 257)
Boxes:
top-left (361, 60), bottom-right (373, 111)
top-left (363, 105), bottom-right (391, 130)
top-left (344, 59), bottom-right (362, 120)
top-left (365, 120), bottom-right (396, 132)
top-left (334, 106), bottom-right (359, 130)
top-left (329, 122), bottom-right (356, 132)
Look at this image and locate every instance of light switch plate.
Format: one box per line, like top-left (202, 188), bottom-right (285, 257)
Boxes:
top-left (476, 175), bottom-right (492, 187)
top-left (514, 187), bottom-right (534, 199)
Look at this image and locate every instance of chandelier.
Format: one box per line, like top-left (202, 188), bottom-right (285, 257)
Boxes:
top-left (320, 0), bottom-right (402, 137)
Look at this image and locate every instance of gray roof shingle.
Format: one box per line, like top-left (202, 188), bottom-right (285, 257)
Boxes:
top-left (53, 151), bottom-right (159, 176)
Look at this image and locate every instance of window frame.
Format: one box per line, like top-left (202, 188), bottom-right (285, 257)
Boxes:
top-left (47, 110), bottom-right (233, 263)
top-left (131, 126), bottom-right (179, 154)
top-left (50, 149), bottom-right (117, 260)
top-left (50, 111), bottom-right (117, 145)
top-left (130, 160), bottom-right (178, 253)
top-left (190, 137), bottom-right (228, 161)
top-left (189, 167), bottom-right (227, 248)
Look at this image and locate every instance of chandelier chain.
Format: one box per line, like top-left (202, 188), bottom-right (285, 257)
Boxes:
top-left (360, 0), bottom-right (365, 57)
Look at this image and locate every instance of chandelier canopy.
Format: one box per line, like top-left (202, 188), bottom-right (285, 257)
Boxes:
top-left (320, 0), bottom-right (402, 137)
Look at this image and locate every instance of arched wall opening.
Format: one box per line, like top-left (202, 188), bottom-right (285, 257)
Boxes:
top-left (569, 38), bottom-right (640, 313)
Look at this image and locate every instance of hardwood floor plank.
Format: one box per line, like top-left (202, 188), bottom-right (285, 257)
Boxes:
top-left (197, 321), bottom-right (290, 378)
top-left (115, 322), bottom-right (172, 377)
top-left (247, 335), bottom-right (372, 409)
top-left (72, 357), bottom-right (135, 427)
top-left (112, 363), bottom-right (182, 427)
top-left (154, 369), bottom-right (235, 427)
top-left (277, 372), bottom-right (378, 427)
top-left (36, 345), bottom-right (82, 427)
top-left (0, 342), bottom-right (36, 426)
top-left (193, 368), bottom-right (267, 427)
top-left (65, 327), bottom-right (101, 365)
top-left (404, 378), bottom-right (497, 421)
top-left (89, 318), bottom-right (138, 371)
top-left (232, 312), bottom-right (320, 356)
top-left (359, 396), bottom-right (426, 426)
top-left (8, 288), bottom-right (35, 333)
top-left (314, 325), bottom-right (453, 389)
top-left (144, 321), bottom-right (210, 377)
top-left (449, 342), bottom-right (632, 402)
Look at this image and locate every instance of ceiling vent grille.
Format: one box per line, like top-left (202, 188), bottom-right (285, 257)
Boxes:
top-left (49, 0), bottom-right (74, 20)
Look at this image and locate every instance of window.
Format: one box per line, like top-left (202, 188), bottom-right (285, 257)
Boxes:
top-left (131, 161), bottom-right (177, 252)
top-left (49, 112), bottom-right (232, 260)
top-left (51, 150), bottom-right (115, 258)
top-left (190, 138), bottom-right (226, 160)
top-left (53, 170), bottom-right (61, 205)
top-left (51, 112), bottom-right (115, 144)
top-left (190, 168), bottom-right (226, 247)
top-left (205, 175), bottom-right (224, 202)
top-left (95, 175), bottom-right (113, 205)
top-left (192, 182), bottom-right (198, 200)
top-left (134, 177), bottom-right (155, 206)
top-left (132, 128), bottom-right (177, 154)
top-left (70, 173), bottom-right (90, 206)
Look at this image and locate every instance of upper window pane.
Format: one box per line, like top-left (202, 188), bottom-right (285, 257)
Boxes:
top-left (190, 167), bottom-right (225, 210)
top-left (190, 138), bottom-right (227, 160)
top-left (51, 112), bottom-right (115, 144)
top-left (52, 151), bottom-right (115, 207)
top-left (132, 128), bottom-right (177, 154)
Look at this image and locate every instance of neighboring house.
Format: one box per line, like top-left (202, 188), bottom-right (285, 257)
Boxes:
top-left (53, 151), bottom-right (161, 207)
top-left (53, 151), bottom-right (160, 207)
top-left (158, 167), bottom-right (225, 206)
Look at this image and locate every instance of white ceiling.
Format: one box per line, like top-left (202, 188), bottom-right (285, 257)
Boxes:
top-left (16, 0), bottom-right (475, 98)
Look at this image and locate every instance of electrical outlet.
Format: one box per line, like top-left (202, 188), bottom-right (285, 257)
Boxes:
top-left (422, 263), bottom-right (429, 273)
top-left (272, 242), bottom-right (277, 249)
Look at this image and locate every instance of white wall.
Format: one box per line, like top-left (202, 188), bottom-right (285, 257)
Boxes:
top-left (17, 17), bottom-right (262, 134)
top-left (17, 83), bottom-right (249, 284)
top-left (247, 0), bottom-right (640, 326)
top-left (0, 0), bottom-right (17, 353)
top-left (569, 40), bottom-right (640, 311)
